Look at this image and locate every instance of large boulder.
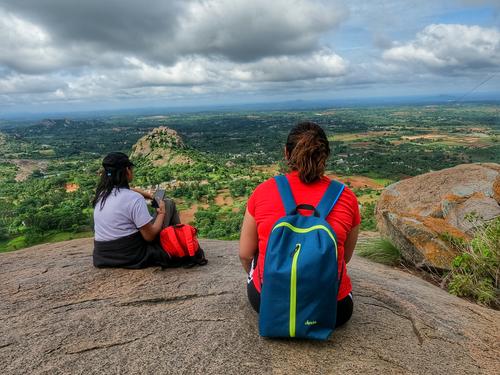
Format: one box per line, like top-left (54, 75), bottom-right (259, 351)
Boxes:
top-left (1, 237), bottom-right (499, 374)
top-left (376, 163), bottom-right (500, 270)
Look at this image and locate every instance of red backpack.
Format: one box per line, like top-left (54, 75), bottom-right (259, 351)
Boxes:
top-left (159, 224), bottom-right (207, 267)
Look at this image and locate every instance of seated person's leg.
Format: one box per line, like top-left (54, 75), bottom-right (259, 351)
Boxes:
top-left (247, 279), bottom-right (260, 313)
top-left (246, 256), bottom-right (260, 312)
top-left (146, 196), bottom-right (178, 267)
top-left (146, 241), bottom-right (171, 268)
top-left (163, 198), bottom-right (181, 227)
top-left (335, 293), bottom-right (353, 328)
top-left (152, 196), bottom-right (181, 228)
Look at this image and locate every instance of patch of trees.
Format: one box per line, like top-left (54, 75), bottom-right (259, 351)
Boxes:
top-left (194, 205), bottom-right (244, 240)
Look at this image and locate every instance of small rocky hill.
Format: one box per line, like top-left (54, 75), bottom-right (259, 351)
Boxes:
top-left (1, 236), bottom-right (499, 374)
top-left (130, 126), bottom-right (193, 167)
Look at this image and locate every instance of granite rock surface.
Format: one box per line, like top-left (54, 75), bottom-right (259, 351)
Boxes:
top-left (1, 237), bottom-right (499, 374)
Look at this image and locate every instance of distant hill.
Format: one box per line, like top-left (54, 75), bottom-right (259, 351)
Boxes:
top-left (130, 126), bottom-right (193, 167)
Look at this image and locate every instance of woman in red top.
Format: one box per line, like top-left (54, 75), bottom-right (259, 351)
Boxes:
top-left (239, 121), bottom-right (361, 327)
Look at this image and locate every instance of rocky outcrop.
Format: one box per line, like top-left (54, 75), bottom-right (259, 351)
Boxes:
top-left (1, 237), bottom-right (499, 374)
top-left (130, 126), bottom-right (193, 166)
top-left (376, 163), bottom-right (500, 269)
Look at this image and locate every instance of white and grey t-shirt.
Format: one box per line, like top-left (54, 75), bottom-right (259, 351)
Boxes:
top-left (93, 188), bottom-right (153, 242)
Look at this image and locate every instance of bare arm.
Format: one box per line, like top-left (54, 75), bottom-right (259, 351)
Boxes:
top-left (131, 187), bottom-right (153, 200)
top-left (344, 224), bottom-right (360, 264)
top-left (139, 200), bottom-right (165, 242)
top-left (239, 208), bottom-right (258, 273)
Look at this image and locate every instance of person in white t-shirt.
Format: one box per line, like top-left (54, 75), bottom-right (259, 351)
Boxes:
top-left (92, 152), bottom-right (179, 268)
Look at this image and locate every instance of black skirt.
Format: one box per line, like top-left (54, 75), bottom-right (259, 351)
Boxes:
top-left (93, 231), bottom-right (170, 269)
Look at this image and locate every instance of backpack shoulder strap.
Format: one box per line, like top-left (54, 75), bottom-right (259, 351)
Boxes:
top-left (316, 180), bottom-right (345, 219)
top-left (182, 225), bottom-right (198, 257)
top-left (274, 175), bottom-right (296, 215)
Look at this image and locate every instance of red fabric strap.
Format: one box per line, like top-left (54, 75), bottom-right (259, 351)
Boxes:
top-left (165, 226), bottom-right (188, 257)
top-left (182, 225), bottom-right (197, 256)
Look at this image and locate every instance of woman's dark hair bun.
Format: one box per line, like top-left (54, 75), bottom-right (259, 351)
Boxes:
top-left (286, 121), bottom-right (330, 183)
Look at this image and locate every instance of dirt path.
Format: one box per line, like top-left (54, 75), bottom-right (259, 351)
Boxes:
top-left (327, 174), bottom-right (385, 190)
top-left (1, 159), bottom-right (49, 182)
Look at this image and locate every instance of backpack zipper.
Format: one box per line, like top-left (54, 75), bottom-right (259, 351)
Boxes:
top-left (272, 222), bottom-right (337, 257)
top-left (290, 243), bottom-right (300, 257)
top-left (290, 243), bottom-right (302, 337)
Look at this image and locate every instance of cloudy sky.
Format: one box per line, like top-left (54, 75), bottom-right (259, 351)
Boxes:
top-left (0, 0), bottom-right (499, 114)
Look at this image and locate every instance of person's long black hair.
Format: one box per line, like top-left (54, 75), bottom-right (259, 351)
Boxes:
top-left (92, 166), bottom-right (130, 209)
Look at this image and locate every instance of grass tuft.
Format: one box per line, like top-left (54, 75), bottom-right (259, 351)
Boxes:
top-left (447, 218), bottom-right (499, 308)
top-left (357, 238), bottom-right (401, 266)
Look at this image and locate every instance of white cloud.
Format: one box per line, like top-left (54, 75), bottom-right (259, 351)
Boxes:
top-left (0, 0), bottom-right (347, 66)
top-left (0, 10), bottom-right (73, 74)
top-left (0, 0), bottom-right (351, 106)
top-left (0, 73), bottom-right (67, 94)
top-left (383, 24), bottom-right (500, 72)
top-left (230, 50), bottom-right (348, 82)
top-left (121, 57), bottom-right (216, 86)
top-left (174, 0), bottom-right (347, 61)
top-left (0, 1), bottom-right (499, 111)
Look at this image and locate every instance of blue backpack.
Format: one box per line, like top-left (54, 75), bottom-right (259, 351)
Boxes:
top-left (259, 175), bottom-right (345, 340)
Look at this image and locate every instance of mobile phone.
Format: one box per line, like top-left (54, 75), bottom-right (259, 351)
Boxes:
top-left (151, 189), bottom-right (165, 208)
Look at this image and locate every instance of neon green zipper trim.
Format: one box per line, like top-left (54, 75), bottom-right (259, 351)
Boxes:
top-left (290, 243), bottom-right (301, 337)
top-left (272, 222), bottom-right (337, 257)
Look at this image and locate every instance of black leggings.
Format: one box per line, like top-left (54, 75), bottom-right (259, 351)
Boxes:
top-left (247, 280), bottom-right (353, 328)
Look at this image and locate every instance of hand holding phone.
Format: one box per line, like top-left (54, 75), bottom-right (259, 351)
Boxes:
top-left (156, 199), bottom-right (166, 215)
top-left (151, 189), bottom-right (165, 208)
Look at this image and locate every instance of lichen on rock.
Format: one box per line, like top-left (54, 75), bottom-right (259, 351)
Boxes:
top-left (376, 163), bottom-right (500, 270)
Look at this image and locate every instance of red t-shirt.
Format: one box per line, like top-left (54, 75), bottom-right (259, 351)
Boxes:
top-left (247, 171), bottom-right (361, 300)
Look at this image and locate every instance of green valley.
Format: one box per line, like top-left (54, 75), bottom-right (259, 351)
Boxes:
top-left (0, 103), bottom-right (498, 252)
